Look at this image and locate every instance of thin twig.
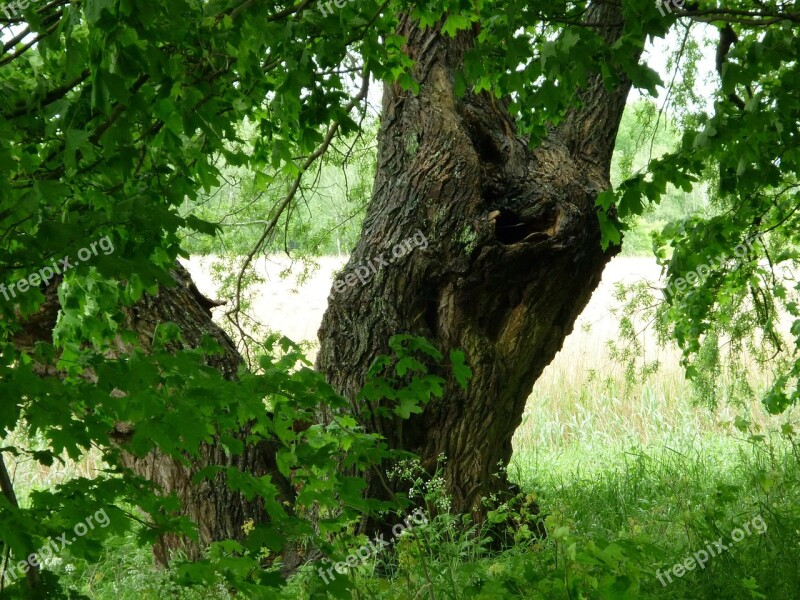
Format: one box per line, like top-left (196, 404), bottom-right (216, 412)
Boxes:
top-left (226, 69), bottom-right (371, 336)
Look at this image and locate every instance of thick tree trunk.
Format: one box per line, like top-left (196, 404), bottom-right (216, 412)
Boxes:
top-left (14, 264), bottom-right (293, 565)
top-left (113, 264), bottom-right (295, 564)
top-left (317, 2), bottom-right (635, 517)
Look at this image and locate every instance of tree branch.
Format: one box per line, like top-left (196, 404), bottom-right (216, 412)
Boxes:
top-left (556, 0), bottom-right (640, 171)
top-left (226, 69), bottom-right (371, 342)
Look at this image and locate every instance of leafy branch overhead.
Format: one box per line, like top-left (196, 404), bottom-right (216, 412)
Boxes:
top-left (597, 5), bottom-right (800, 412)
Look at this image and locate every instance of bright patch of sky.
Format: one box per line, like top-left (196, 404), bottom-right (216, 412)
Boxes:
top-left (636, 21), bottom-right (719, 114)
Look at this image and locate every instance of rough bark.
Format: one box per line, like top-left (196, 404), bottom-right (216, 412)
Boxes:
top-left (13, 263), bottom-right (293, 565)
top-left (114, 264), bottom-right (296, 564)
top-left (317, 1), bottom-right (637, 517)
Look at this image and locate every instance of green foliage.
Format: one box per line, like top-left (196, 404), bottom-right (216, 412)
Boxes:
top-left (610, 100), bottom-right (712, 256)
top-left (3, 0), bottom-right (800, 596)
top-left (360, 335), bottom-right (472, 420)
top-left (0, 332), bottom-right (469, 597)
top-left (179, 121), bottom-right (378, 258)
top-left (272, 432), bottom-right (800, 600)
top-left (1, 0), bottom-right (469, 594)
top-left (597, 10), bottom-right (800, 414)
top-left (10, 296), bottom-right (800, 600)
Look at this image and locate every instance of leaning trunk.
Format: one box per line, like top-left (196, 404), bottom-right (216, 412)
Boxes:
top-left (113, 264), bottom-right (297, 563)
top-left (317, 2), bottom-right (635, 517)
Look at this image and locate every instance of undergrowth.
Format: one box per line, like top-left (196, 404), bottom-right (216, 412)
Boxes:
top-left (46, 425), bottom-right (800, 599)
top-left (14, 326), bottom-right (800, 599)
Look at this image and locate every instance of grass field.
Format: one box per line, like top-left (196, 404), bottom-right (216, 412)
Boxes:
top-left (7, 255), bottom-right (800, 599)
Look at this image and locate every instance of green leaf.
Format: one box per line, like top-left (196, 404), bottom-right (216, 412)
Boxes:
top-left (442, 14), bottom-right (471, 37)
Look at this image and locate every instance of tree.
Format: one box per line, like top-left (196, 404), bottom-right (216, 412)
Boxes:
top-left (7, 263), bottom-right (295, 565)
top-left (317, 2), bottom-right (638, 515)
top-left (3, 0), bottom-right (800, 594)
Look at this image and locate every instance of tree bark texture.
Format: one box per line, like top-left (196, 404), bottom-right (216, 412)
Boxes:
top-left (317, 1), bottom-right (637, 517)
top-left (113, 264), bottom-right (296, 564)
top-left (13, 263), bottom-right (293, 565)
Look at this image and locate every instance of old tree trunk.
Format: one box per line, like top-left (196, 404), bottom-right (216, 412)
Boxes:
top-left (317, 3), bottom-right (636, 517)
top-left (14, 265), bottom-right (293, 565)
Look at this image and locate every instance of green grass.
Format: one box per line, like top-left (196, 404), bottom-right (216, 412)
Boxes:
top-left (35, 428), bottom-right (800, 599)
top-left (306, 339), bottom-right (800, 599)
top-left (511, 433), bottom-right (800, 599)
